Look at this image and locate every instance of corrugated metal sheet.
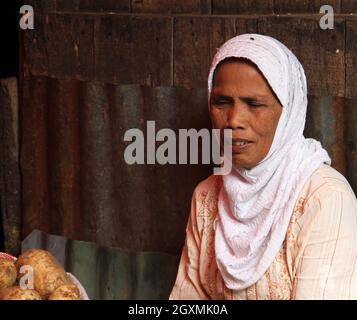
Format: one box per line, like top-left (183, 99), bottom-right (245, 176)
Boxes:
top-left (0, 78), bottom-right (21, 255)
top-left (20, 76), bottom-right (212, 255)
top-left (21, 229), bottom-right (179, 300)
top-left (18, 76), bottom-right (356, 257)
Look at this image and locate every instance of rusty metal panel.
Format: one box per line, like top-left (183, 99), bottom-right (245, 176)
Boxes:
top-left (305, 96), bottom-right (346, 175)
top-left (0, 78), bottom-right (21, 255)
top-left (19, 76), bottom-right (357, 257)
top-left (20, 77), bottom-right (212, 255)
top-left (345, 98), bottom-right (357, 194)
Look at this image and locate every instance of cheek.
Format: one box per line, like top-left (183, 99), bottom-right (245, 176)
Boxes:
top-left (253, 112), bottom-right (281, 143)
top-left (210, 109), bottom-right (226, 129)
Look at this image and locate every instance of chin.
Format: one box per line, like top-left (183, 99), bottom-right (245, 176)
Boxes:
top-left (232, 156), bottom-right (255, 169)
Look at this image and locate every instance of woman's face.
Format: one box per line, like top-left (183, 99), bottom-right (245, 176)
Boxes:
top-left (210, 60), bottom-right (282, 169)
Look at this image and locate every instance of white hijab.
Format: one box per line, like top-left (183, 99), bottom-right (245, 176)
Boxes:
top-left (208, 34), bottom-right (331, 290)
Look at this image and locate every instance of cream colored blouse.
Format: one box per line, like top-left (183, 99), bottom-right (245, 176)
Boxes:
top-left (169, 165), bottom-right (357, 300)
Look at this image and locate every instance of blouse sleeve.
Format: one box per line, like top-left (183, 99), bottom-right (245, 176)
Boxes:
top-left (169, 189), bottom-right (210, 300)
top-left (292, 186), bottom-right (357, 300)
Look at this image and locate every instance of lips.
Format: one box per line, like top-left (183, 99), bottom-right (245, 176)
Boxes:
top-left (232, 138), bottom-right (253, 144)
top-left (232, 140), bottom-right (252, 146)
top-left (230, 138), bottom-right (254, 153)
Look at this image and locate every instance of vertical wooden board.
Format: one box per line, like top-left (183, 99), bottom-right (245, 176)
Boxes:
top-left (56, 0), bottom-right (80, 11)
top-left (341, 0), bottom-right (357, 13)
top-left (174, 16), bottom-right (257, 88)
top-left (46, 13), bottom-right (95, 80)
top-left (131, 0), bottom-right (211, 14)
top-left (95, 15), bottom-right (172, 86)
top-left (26, 0), bottom-right (56, 13)
top-left (0, 78), bottom-right (21, 255)
top-left (21, 13), bottom-right (48, 78)
top-left (56, 0), bottom-right (132, 12)
top-left (346, 19), bottom-right (357, 99)
top-left (345, 98), bottom-right (357, 195)
top-left (274, 0), bottom-right (339, 13)
top-left (258, 16), bottom-right (345, 97)
top-left (212, 0), bottom-right (274, 14)
top-left (79, 0), bottom-right (131, 12)
top-left (21, 0), bottom-right (56, 81)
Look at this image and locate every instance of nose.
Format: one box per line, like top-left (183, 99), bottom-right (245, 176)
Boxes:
top-left (226, 101), bottom-right (249, 129)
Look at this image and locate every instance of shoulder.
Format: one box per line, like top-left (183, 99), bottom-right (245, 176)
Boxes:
top-left (300, 164), bottom-right (356, 203)
top-left (292, 165), bottom-right (357, 242)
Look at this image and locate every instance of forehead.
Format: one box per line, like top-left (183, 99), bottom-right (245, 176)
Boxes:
top-left (212, 60), bottom-right (276, 98)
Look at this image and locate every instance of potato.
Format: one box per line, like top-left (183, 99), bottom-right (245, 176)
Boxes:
top-left (48, 284), bottom-right (80, 300)
top-left (15, 249), bottom-right (71, 299)
top-left (0, 259), bottom-right (17, 289)
top-left (0, 286), bottom-right (42, 300)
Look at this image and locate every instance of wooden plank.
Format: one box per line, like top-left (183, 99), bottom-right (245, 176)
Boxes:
top-left (79, 0), bottom-right (131, 12)
top-left (22, 12), bottom-right (95, 80)
top-left (212, 0), bottom-right (273, 14)
top-left (56, 0), bottom-right (132, 12)
top-left (26, 0), bottom-right (56, 13)
top-left (258, 16), bottom-right (345, 97)
top-left (56, 0), bottom-right (81, 11)
top-left (346, 19), bottom-right (357, 99)
top-left (132, 0), bottom-right (211, 14)
top-left (46, 13), bottom-right (95, 80)
top-left (94, 15), bottom-right (172, 86)
top-left (341, 0), bottom-right (357, 13)
top-left (174, 16), bottom-right (257, 88)
top-left (274, 0), bottom-right (340, 13)
top-left (21, 12), bottom-right (48, 78)
top-left (0, 78), bottom-right (21, 256)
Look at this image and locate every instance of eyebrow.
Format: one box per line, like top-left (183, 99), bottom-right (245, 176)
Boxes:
top-left (211, 93), bottom-right (266, 101)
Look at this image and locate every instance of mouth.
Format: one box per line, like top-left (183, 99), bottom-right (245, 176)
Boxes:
top-left (232, 140), bottom-right (253, 146)
top-left (229, 139), bottom-right (254, 153)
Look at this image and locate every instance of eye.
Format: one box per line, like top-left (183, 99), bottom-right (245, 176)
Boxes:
top-left (213, 99), bottom-right (231, 108)
top-left (246, 100), bottom-right (264, 107)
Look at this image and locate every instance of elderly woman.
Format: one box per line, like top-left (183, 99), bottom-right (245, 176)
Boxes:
top-left (169, 34), bottom-right (357, 300)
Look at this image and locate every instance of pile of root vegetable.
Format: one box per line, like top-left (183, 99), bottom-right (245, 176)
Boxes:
top-left (0, 249), bottom-right (81, 300)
